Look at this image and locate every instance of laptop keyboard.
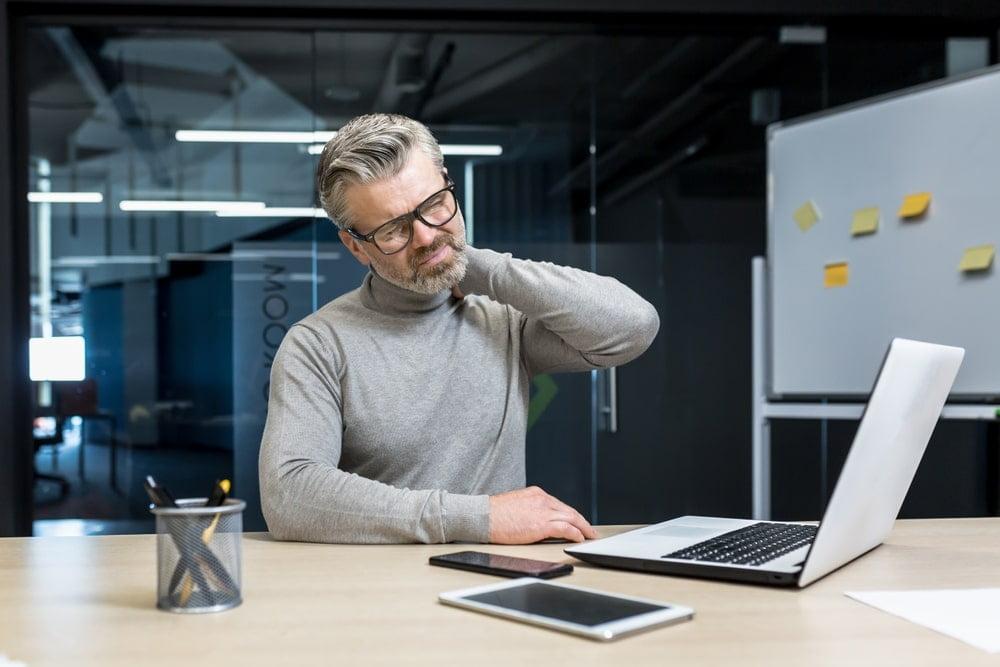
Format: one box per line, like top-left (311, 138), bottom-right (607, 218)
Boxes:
top-left (662, 522), bottom-right (818, 567)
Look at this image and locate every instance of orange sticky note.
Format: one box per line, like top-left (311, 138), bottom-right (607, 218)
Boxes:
top-left (824, 262), bottom-right (849, 288)
top-left (898, 192), bottom-right (931, 218)
top-left (851, 207), bottom-right (880, 236)
top-left (958, 245), bottom-right (995, 272)
top-left (793, 200), bottom-right (820, 232)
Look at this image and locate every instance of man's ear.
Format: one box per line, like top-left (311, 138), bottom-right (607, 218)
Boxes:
top-left (339, 229), bottom-right (371, 267)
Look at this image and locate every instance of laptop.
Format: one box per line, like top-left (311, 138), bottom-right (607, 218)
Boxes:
top-left (566, 338), bottom-right (965, 588)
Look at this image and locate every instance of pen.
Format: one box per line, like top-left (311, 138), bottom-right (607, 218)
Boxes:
top-left (170, 533), bottom-right (238, 602)
top-left (171, 479), bottom-right (236, 603)
top-left (145, 476), bottom-right (217, 606)
top-left (202, 479), bottom-right (230, 543)
top-left (206, 478), bottom-right (230, 508)
top-left (143, 475), bottom-right (176, 508)
top-left (196, 480), bottom-right (233, 593)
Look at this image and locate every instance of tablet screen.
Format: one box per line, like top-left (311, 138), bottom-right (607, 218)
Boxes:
top-left (462, 581), bottom-right (669, 627)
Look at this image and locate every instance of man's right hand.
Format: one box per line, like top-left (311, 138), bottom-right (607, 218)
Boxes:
top-left (488, 486), bottom-right (599, 544)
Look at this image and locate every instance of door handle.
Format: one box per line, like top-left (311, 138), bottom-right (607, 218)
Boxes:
top-left (600, 366), bottom-right (618, 434)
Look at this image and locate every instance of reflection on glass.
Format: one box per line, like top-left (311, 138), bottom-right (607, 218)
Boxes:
top-left (29, 336), bottom-right (86, 381)
top-left (27, 27), bottom-right (320, 533)
top-left (25, 21), bottom-right (984, 534)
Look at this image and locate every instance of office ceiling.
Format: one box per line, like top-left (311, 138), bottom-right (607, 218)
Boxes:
top-left (10, 15), bottom-right (994, 274)
top-left (25, 25), bottom-right (959, 201)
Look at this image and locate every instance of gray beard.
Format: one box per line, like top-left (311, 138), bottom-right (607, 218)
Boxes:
top-left (374, 247), bottom-right (468, 295)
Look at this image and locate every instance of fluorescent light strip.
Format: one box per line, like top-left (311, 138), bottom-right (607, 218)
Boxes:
top-left (306, 143), bottom-right (502, 156)
top-left (176, 130), bottom-right (338, 144)
top-left (52, 255), bottom-right (161, 267)
top-left (28, 192), bottom-right (104, 203)
top-left (167, 250), bottom-right (342, 261)
top-left (119, 200), bottom-right (266, 213)
top-left (177, 131), bottom-right (502, 157)
top-left (216, 207), bottom-right (326, 218)
top-left (440, 144), bottom-right (504, 156)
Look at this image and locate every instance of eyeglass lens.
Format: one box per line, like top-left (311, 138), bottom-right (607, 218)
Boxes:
top-left (372, 190), bottom-right (457, 254)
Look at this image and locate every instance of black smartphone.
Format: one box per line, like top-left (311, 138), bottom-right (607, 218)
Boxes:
top-left (429, 550), bottom-right (573, 579)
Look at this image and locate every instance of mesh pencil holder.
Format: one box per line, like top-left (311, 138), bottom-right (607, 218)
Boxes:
top-left (150, 498), bottom-right (245, 613)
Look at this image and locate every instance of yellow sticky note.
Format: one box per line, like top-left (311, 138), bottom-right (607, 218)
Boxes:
top-left (898, 192), bottom-right (931, 218)
top-left (793, 200), bottom-right (820, 232)
top-left (958, 244), bottom-right (995, 272)
top-left (851, 207), bottom-right (880, 236)
top-left (824, 262), bottom-right (849, 288)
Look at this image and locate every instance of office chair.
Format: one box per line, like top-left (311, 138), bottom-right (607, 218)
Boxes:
top-left (32, 412), bottom-right (71, 500)
top-left (55, 379), bottom-right (120, 491)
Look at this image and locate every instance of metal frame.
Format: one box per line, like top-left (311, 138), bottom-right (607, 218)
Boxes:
top-left (0, 5), bottom-right (33, 537)
top-left (751, 256), bottom-right (1000, 520)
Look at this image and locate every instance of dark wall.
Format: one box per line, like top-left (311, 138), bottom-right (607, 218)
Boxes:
top-left (158, 261), bottom-right (234, 450)
top-left (82, 285), bottom-right (126, 425)
top-left (80, 265), bottom-right (236, 452)
top-left (772, 420), bottom-right (996, 521)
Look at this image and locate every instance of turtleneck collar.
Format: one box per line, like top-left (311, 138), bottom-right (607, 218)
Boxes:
top-left (359, 268), bottom-right (453, 315)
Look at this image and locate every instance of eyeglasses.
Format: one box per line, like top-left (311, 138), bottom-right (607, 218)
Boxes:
top-left (345, 175), bottom-right (458, 255)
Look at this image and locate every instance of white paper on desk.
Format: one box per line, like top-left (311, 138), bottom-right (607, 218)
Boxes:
top-left (0, 655), bottom-right (27, 667)
top-left (845, 588), bottom-right (1000, 653)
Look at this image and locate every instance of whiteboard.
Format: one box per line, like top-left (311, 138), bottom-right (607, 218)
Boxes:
top-left (768, 65), bottom-right (1000, 397)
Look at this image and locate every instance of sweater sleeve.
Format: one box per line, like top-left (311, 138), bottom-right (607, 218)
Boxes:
top-left (457, 246), bottom-right (660, 376)
top-left (258, 324), bottom-right (491, 544)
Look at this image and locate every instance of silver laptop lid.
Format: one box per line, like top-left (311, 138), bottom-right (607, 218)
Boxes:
top-left (797, 338), bottom-right (964, 587)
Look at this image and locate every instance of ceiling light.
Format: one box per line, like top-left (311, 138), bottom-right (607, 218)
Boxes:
top-left (51, 255), bottom-right (161, 267)
top-left (119, 200), bottom-right (266, 213)
top-left (440, 144), bottom-right (503, 156)
top-left (175, 130), bottom-right (338, 144)
top-left (216, 207), bottom-right (327, 218)
top-left (28, 192), bottom-right (104, 203)
top-left (179, 131), bottom-right (501, 158)
top-left (306, 143), bottom-right (502, 156)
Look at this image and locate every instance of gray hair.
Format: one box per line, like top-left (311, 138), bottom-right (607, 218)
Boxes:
top-left (315, 113), bottom-right (444, 230)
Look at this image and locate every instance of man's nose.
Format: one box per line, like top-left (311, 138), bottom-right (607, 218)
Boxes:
top-left (410, 218), bottom-right (438, 248)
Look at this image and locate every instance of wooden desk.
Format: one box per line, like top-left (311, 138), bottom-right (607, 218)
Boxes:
top-left (1, 519), bottom-right (998, 666)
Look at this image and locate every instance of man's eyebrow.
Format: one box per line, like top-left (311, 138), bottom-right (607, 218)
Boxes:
top-left (380, 210), bottom-right (414, 227)
top-left (379, 186), bottom-right (444, 227)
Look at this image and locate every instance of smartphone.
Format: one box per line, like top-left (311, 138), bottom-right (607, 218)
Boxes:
top-left (429, 550), bottom-right (573, 579)
top-left (439, 578), bottom-right (694, 641)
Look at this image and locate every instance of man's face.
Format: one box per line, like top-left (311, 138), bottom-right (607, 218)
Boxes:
top-left (338, 150), bottom-right (467, 295)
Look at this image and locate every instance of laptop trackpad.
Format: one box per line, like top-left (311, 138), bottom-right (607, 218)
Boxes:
top-left (646, 525), bottom-right (721, 539)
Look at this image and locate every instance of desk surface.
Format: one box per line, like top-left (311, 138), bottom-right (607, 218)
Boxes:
top-left (1, 518), bottom-right (998, 666)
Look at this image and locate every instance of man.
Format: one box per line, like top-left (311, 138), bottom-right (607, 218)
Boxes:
top-left (259, 113), bottom-right (659, 544)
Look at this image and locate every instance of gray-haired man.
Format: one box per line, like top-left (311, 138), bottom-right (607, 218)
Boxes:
top-left (258, 113), bottom-right (659, 544)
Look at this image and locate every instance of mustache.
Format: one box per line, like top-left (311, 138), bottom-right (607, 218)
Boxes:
top-left (409, 232), bottom-right (464, 272)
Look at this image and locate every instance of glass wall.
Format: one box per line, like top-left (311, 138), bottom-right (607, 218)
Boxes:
top-left (26, 21), bottom-right (996, 534)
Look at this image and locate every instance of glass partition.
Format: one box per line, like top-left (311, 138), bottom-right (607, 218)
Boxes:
top-left (25, 20), bottom-right (996, 534)
top-left (27, 27), bottom-right (322, 532)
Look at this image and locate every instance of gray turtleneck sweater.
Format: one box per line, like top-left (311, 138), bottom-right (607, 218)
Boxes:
top-left (258, 246), bottom-right (659, 544)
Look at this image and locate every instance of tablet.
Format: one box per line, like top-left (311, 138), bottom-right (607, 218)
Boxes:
top-left (439, 577), bottom-right (694, 641)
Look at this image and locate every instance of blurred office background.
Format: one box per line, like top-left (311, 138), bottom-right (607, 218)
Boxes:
top-left (2, 2), bottom-right (999, 537)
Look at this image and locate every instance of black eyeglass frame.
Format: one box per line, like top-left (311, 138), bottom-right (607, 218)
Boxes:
top-left (344, 174), bottom-right (458, 255)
